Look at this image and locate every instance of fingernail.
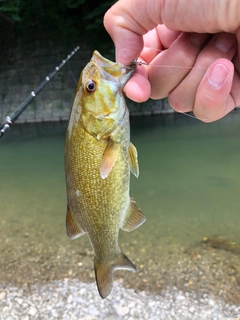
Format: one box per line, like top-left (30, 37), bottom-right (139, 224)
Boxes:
top-left (208, 64), bottom-right (229, 88)
top-left (215, 34), bottom-right (235, 52)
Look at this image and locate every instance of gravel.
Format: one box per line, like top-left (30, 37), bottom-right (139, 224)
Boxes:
top-left (0, 279), bottom-right (240, 320)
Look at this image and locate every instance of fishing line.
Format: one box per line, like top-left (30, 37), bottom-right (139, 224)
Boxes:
top-left (132, 60), bottom-right (201, 121)
top-left (131, 44), bottom-right (223, 121)
top-left (132, 60), bottom-right (208, 71)
top-left (0, 46), bottom-right (80, 139)
top-left (179, 112), bottom-right (199, 120)
top-left (141, 64), bottom-right (207, 70)
top-left (133, 46), bottom-right (209, 71)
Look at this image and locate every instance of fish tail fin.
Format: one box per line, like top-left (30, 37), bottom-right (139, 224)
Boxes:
top-left (94, 252), bottom-right (137, 299)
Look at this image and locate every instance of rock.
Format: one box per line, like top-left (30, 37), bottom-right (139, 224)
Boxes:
top-left (189, 306), bottom-right (195, 313)
top-left (176, 294), bottom-right (185, 301)
top-left (67, 294), bottom-right (73, 303)
top-left (0, 292), bottom-right (6, 300)
top-left (208, 299), bottom-right (215, 307)
top-left (116, 306), bottom-right (129, 316)
top-left (51, 309), bottom-right (58, 318)
top-left (88, 305), bottom-right (99, 316)
top-left (15, 298), bottom-right (23, 305)
top-left (79, 288), bottom-right (86, 295)
top-left (0, 280), bottom-right (239, 319)
top-left (28, 306), bottom-right (37, 316)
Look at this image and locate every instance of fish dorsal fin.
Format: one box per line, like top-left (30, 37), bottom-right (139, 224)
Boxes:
top-left (121, 198), bottom-right (146, 232)
top-left (100, 139), bottom-right (120, 179)
top-left (128, 142), bottom-right (139, 178)
top-left (66, 205), bottom-right (85, 240)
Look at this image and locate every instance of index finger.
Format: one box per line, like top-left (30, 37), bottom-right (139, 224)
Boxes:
top-left (104, 0), bottom-right (240, 65)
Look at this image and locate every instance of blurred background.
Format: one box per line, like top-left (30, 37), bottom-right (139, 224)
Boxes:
top-left (0, 0), bottom-right (172, 124)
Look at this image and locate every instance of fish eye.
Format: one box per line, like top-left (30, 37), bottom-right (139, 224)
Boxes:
top-left (85, 80), bottom-right (96, 93)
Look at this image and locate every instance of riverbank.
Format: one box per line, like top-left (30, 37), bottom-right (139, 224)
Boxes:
top-left (1, 279), bottom-right (240, 320)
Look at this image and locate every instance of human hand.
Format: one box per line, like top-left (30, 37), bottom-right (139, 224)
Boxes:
top-left (104, 0), bottom-right (240, 122)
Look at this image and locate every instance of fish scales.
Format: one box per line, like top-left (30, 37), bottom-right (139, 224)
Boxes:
top-left (65, 51), bottom-right (146, 299)
top-left (67, 126), bottom-right (129, 253)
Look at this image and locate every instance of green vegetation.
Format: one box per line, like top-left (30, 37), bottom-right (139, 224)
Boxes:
top-left (0, 0), bottom-right (116, 57)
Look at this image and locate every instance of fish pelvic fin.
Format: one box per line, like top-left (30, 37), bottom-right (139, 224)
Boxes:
top-left (66, 205), bottom-right (85, 240)
top-left (94, 252), bottom-right (137, 299)
top-left (128, 142), bottom-right (139, 178)
top-left (100, 139), bottom-right (120, 179)
top-left (121, 198), bottom-right (146, 232)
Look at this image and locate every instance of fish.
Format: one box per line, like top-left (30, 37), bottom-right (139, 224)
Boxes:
top-left (64, 50), bottom-right (146, 299)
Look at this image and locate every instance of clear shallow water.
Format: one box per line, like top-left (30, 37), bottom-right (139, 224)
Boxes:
top-left (1, 112), bottom-right (240, 299)
top-left (130, 113), bottom-right (240, 246)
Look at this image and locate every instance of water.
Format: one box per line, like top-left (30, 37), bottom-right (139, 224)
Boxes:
top-left (1, 112), bottom-right (240, 301)
top-left (131, 112), bottom-right (240, 246)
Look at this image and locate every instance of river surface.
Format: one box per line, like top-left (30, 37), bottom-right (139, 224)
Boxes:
top-left (1, 111), bottom-right (240, 303)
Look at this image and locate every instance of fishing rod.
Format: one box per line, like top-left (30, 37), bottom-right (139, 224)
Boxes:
top-left (0, 46), bottom-right (80, 138)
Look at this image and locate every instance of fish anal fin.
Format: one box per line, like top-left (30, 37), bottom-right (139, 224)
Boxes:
top-left (94, 252), bottom-right (136, 299)
top-left (100, 139), bottom-right (120, 179)
top-left (128, 142), bottom-right (139, 178)
top-left (121, 198), bottom-right (146, 232)
top-left (66, 205), bottom-right (85, 240)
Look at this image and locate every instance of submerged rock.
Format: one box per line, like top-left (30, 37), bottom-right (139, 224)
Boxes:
top-left (201, 236), bottom-right (240, 254)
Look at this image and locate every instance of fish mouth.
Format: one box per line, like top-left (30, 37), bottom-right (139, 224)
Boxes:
top-left (91, 50), bottom-right (136, 69)
top-left (91, 50), bottom-right (136, 84)
top-left (121, 64), bottom-right (136, 75)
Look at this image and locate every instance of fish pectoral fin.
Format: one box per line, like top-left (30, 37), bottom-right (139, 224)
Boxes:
top-left (66, 205), bottom-right (85, 240)
top-left (94, 252), bottom-right (136, 299)
top-left (128, 142), bottom-right (139, 178)
top-left (121, 198), bottom-right (146, 232)
top-left (100, 139), bottom-right (120, 179)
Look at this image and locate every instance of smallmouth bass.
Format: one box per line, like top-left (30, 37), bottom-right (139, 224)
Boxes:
top-left (65, 51), bottom-right (145, 299)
